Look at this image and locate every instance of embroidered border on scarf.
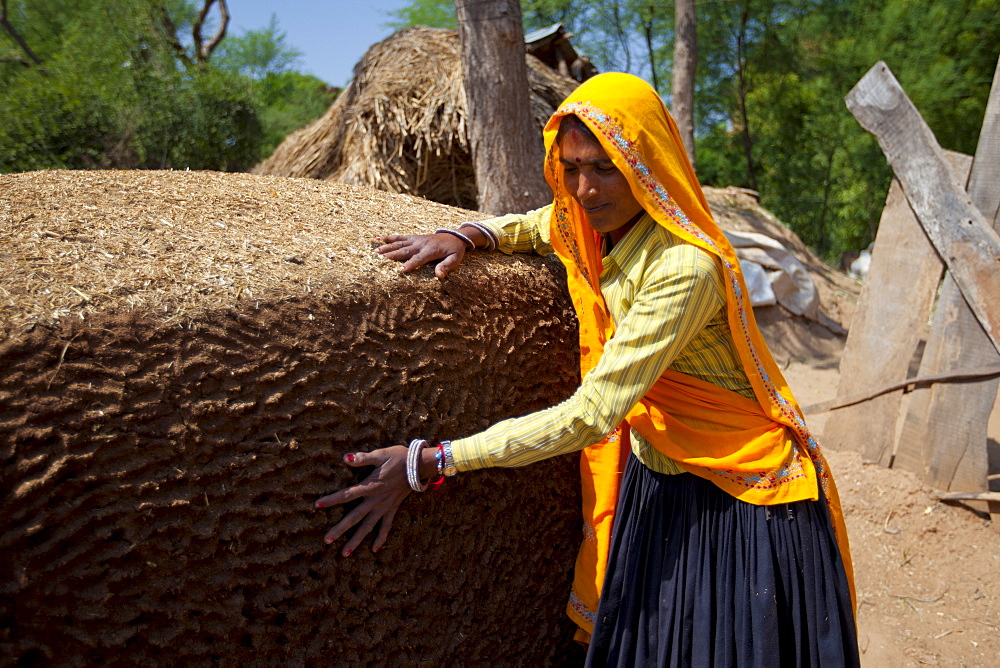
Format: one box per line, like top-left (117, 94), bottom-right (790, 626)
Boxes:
top-left (568, 587), bottom-right (597, 624)
top-left (552, 102), bottom-right (833, 501)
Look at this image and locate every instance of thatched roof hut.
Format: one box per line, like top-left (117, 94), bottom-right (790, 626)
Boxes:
top-left (252, 27), bottom-right (579, 210)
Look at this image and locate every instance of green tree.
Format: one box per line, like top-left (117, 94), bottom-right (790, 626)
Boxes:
top-left (521, 0), bottom-right (580, 30)
top-left (214, 13), bottom-right (337, 159)
top-left (695, 0), bottom-right (998, 260)
top-left (378, 0), bottom-right (1000, 261)
top-left (0, 0), bottom-right (261, 172)
top-left (215, 13), bottom-right (301, 80)
top-left (383, 0), bottom-right (673, 93)
top-left (254, 72), bottom-right (338, 160)
top-left (384, 0), bottom-right (457, 30)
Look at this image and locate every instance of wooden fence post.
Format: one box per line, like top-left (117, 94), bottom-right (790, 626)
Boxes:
top-left (894, 58), bottom-right (1000, 504)
top-left (831, 59), bottom-right (1000, 516)
top-left (821, 157), bottom-right (964, 463)
top-left (845, 62), bottom-right (1000, 355)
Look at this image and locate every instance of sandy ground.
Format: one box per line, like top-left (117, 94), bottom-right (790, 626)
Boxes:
top-left (784, 359), bottom-right (1000, 667)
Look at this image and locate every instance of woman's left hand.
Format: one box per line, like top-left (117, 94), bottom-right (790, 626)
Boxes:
top-left (315, 446), bottom-right (410, 556)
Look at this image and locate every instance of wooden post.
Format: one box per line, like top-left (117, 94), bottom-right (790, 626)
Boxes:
top-left (455, 0), bottom-right (550, 215)
top-left (820, 156), bottom-right (965, 462)
top-left (894, 58), bottom-right (1000, 506)
top-left (845, 62), bottom-right (1000, 356)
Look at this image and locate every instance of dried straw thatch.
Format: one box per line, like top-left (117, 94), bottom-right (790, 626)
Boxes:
top-left (252, 27), bottom-right (579, 210)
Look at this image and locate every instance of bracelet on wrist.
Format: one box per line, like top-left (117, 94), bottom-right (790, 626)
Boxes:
top-left (459, 222), bottom-right (499, 251)
top-left (427, 444), bottom-right (445, 489)
top-left (434, 228), bottom-right (476, 251)
top-left (407, 438), bottom-right (446, 492)
top-left (406, 438), bottom-right (429, 492)
top-left (440, 440), bottom-right (457, 477)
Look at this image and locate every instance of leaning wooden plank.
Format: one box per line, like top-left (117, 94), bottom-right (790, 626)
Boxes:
top-left (803, 363), bottom-right (1000, 415)
top-left (845, 61), bottom-right (1000, 356)
top-left (893, 57), bottom-right (1000, 498)
top-left (821, 179), bottom-right (943, 461)
top-left (936, 492), bottom-right (1000, 503)
top-left (820, 158), bottom-right (959, 462)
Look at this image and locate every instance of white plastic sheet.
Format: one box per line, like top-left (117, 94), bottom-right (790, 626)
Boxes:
top-left (723, 230), bottom-right (820, 321)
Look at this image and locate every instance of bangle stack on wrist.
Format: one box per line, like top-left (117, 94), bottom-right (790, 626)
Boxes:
top-left (459, 222), bottom-right (499, 251)
top-left (406, 438), bottom-right (457, 493)
top-left (434, 228), bottom-right (476, 251)
top-left (406, 438), bottom-right (430, 492)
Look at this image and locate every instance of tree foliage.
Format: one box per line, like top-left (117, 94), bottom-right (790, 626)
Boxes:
top-left (0, 1), bottom-right (333, 173)
top-left (388, 0), bottom-right (998, 261)
top-left (214, 14), bottom-right (339, 160)
top-left (693, 0), bottom-right (998, 259)
top-left (384, 0), bottom-right (458, 31)
top-left (0, 0), bottom-right (256, 171)
top-left (5, 0), bottom-right (996, 263)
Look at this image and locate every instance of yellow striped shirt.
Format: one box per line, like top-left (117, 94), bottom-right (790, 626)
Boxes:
top-left (451, 205), bottom-right (755, 475)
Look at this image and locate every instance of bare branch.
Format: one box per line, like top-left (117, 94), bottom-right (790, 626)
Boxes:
top-left (191, 0), bottom-right (206, 58)
top-left (0, 0), bottom-right (43, 67)
top-left (192, 0), bottom-right (229, 64)
top-left (201, 0), bottom-right (228, 60)
top-left (156, 4), bottom-right (193, 67)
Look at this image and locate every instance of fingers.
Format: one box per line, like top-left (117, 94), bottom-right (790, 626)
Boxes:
top-left (323, 502), bottom-right (368, 551)
top-left (371, 507), bottom-right (398, 553)
top-left (340, 511), bottom-right (383, 557)
top-left (435, 251), bottom-right (464, 279)
top-left (316, 445), bottom-right (410, 554)
top-left (341, 450), bottom-right (380, 468)
top-left (398, 248), bottom-right (438, 274)
top-left (320, 492), bottom-right (403, 556)
top-left (314, 480), bottom-right (368, 509)
top-left (377, 239), bottom-right (418, 259)
top-left (375, 233), bottom-right (467, 276)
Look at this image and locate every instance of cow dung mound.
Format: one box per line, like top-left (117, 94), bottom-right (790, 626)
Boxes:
top-left (0, 170), bottom-right (586, 665)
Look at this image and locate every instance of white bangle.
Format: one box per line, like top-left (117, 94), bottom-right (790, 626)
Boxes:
top-left (406, 438), bottom-right (429, 492)
top-left (434, 228), bottom-right (476, 251)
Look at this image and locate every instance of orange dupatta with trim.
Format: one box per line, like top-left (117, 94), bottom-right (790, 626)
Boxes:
top-left (542, 74), bottom-right (854, 640)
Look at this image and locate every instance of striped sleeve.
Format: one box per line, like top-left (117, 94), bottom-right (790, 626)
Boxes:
top-left (450, 242), bottom-right (725, 471)
top-left (477, 204), bottom-right (554, 256)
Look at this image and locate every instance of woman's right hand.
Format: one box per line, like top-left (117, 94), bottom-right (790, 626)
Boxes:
top-left (315, 446), bottom-right (412, 556)
top-left (376, 233), bottom-right (468, 278)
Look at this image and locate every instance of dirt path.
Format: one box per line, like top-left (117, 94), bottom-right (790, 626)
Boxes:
top-left (785, 360), bottom-right (1000, 666)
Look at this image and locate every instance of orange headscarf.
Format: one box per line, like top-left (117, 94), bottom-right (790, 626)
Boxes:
top-left (543, 73), bottom-right (854, 640)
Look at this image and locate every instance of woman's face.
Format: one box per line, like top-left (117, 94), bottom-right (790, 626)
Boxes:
top-left (558, 127), bottom-right (643, 236)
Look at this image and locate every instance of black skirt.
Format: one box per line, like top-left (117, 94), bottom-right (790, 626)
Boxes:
top-left (585, 455), bottom-right (859, 667)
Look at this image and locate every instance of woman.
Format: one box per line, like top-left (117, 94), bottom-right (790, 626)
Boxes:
top-left (315, 73), bottom-right (859, 666)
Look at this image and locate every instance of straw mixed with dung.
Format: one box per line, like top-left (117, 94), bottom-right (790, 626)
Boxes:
top-left (252, 27), bottom-right (579, 210)
top-left (2, 170), bottom-right (999, 665)
top-left (0, 169), bottom-right (586, 664)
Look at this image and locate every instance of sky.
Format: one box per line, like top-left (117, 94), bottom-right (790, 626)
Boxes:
top-left (229, 0), bottom-right (414, 88)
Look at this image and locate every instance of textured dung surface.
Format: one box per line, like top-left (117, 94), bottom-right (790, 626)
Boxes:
top-left (1, 171), bottom-right (585, 664)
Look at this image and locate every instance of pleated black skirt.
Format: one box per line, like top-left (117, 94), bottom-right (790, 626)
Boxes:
top-left (585, 455), bottom-right (859, 668)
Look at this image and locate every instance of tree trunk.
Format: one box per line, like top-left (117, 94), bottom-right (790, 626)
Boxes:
top-left (455, 0), bottom-right (550, 214)
top-left (734, 6), bottom-right (757, 190)
top-left (672, 0), bottom-right (697, 167)
top-left (642, 12), bottom-right (659, 92)
top-left (1, 0), bottom-right (43, 67)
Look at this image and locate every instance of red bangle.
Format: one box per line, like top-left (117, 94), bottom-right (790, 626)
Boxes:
top-left (428, 444), bottom-right (446, 489)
